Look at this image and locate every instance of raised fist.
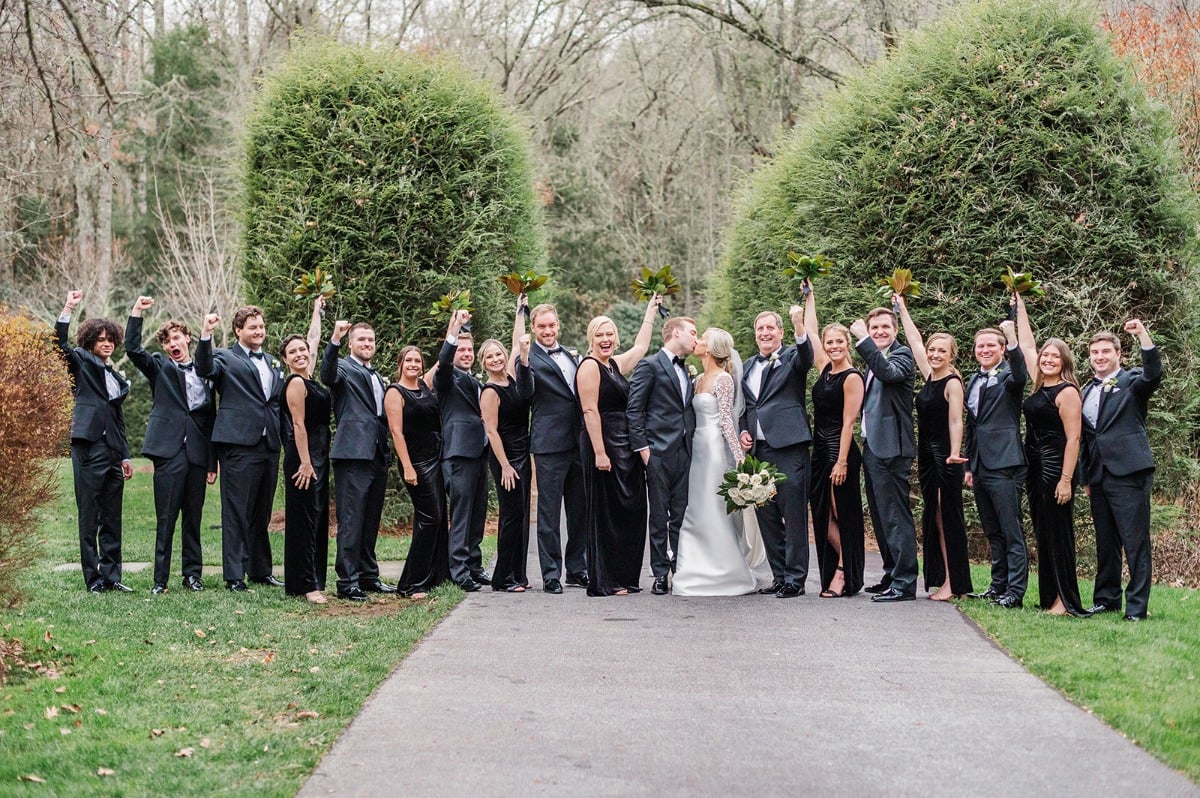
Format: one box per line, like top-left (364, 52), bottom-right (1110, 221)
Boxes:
top-left (64, 290), bottom-right (83, 310)
top-left (332, 320), bottom-right (351, 341)
top-left (134, 296), bottom-right (155, 311)
top-left (1124, 318), bottom-right (1146, 336)
top-left (849, 319), bottom-right (868, 340)
top-left (202, 313), bottom-right (220, 335)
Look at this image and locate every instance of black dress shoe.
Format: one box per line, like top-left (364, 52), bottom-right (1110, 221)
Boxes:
top-left (107, 581), bottom-right (134, 593)
top-left (1123, 614), bottom-right (1146, 622)
top-left (758, 582), bottom-right (783, 595)
top-left (871, 588), bottom-right (915, 603)
top-left (775, 583), bottom-right (804, 598)
top-left (151, 584), bottom-right (168, 595)
top-left (543, 578), bottom-right (563, 594)
top-left (864, 581), bottom-right (891, 595)
top-left (456, 579), bottom-right (481, 593)
top-left (336, 587), bottom-right (369, 601)
top-left (250, 575), bottom-right (284, 587)
top-left (183, 576), bottom-right (204, 592)
top-left (87, 582), bottom-right (105, 594)
top-left (564, 573), bottom-right (589, 588)
top-left (226, 579), bottom-right (248, 592)
top-left (992, 594), bottom-right (1024, 609)
top-left (470, 571), bottom-right (492, 586)
top-left (651, 575), bottom-right (669, 595)
top-left (360, 579), bottom-right (397, 594)
top-left (1087, 603), bottom-right (1118, 614)
top-left (969, 587), bottom-right (1002, 600)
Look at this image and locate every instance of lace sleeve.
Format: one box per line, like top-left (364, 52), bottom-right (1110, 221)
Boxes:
top-left (712, 372), bottom-right (743, 464)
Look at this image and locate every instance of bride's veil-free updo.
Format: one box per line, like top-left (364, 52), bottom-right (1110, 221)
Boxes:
top-left (702, 327), bottom-right (745, 420)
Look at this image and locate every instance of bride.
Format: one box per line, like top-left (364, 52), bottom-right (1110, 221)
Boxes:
top-left (673, 328), bottom-right (775, 596)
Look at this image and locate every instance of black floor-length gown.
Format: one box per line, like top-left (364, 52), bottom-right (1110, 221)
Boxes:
top-left (914, 374), bottom-right (974, 595)
top-left (483, 363), bottom-right (533, 591)
top-left (389, 382), bottom-right (451, 596)
top-left (1024, 382), bottom-right (1090, 616)
top-left (577, 356), bottom-right (646, 596)
top-left (282, 374), bottom-right (331, 596)
top-left (809, 364), bottom-right (866, 595)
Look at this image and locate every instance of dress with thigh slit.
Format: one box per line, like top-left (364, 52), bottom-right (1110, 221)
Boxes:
top-left (915, 373), bottom-right (973, 594)
top-left (809, 364), bottom-right (866, 595)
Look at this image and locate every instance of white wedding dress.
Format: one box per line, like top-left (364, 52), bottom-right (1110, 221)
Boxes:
top-left (673, 372), bottom-right (775, 596)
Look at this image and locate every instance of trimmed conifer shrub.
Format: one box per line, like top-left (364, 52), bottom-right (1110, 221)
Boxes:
top-left (711, 0), bottom-right (1200, 492)
top-left (240, 37), bottom-right (543, 370)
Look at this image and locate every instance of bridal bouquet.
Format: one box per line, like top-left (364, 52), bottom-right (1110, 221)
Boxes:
top-left (718, 456), bottom-right (786, 514)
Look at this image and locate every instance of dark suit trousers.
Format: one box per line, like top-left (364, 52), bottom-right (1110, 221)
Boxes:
top-left (150, 451), bottom-right (207, 585)
top-left (862, 443), bottom-right (917, 595)
top-left (1090, 469), bottom-right (1153, 617)
top-left (443, 454), bottom-right (488, 583)
top-left (646, 447), bottom-right (691, 578)
top-left (534, 450), bottom-right (587, 581)
top-left (973, 465), bottom-right (1028, 599)
top-left (862, 461), bottom-right (894, 587)
top-left (72, 440), bottom-right (125, 589)
top-left (217, 439), bottom-right (278, 581)
top-left (754, 442), bottom-right (811, 585)
top-left (332, 455), bottom-right (388, 593)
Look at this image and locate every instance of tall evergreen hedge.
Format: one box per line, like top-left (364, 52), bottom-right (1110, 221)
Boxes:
top-left (711, 0), bottom-right (1200, 491)
top-left (241, 38), bottom-right (543, 370)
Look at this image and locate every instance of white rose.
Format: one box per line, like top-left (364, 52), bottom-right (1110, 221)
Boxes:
top-left (737, 473), bottom-right (751, 487)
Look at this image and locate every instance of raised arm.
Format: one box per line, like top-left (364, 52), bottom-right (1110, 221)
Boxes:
top-left (1125, 319), bottom-right (1162, 395)
top-left (384, 386), bottom-right (417, 486)
top-left (999, 319), bottom-right (1027, 394)
top-left (508, 294), bottom-right (527, 376)
top-left (194, 313), bottom-right (222, 380)
top-left (895, 294), bottom-right (931, 379)
top-left (305, 297), bottom-right (324, 378)
top-left (55, 290), bottom-right (83, 372)
top-left (434, 310), bottom-right (469, 394)
top-left (514, 334), bottom-right (533, 399)
top-left (125, 296), bottom-right (158, 380)
top-left (804, 282), bottom-right (829, 373)
top-left (613, 294), bottom-right (662, 374)
top-left (320, 319), bottom-right (350, 385)
top-left (1013, 293), bottom-right (1038, 378)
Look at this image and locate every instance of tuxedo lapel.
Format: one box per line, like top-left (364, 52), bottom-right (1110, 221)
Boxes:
top-left (658, 351), bottom-right (685, 405)
top-left (533, 345), bottom-right (570, 392)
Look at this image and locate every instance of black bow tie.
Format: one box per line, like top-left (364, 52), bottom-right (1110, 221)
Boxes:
top-left (1091, 377), bottom-right (1104, 386)
top-left (546, 346), bottom-right (563, 356)
top-left (178, 363), bottom-right (194, 372)
top-left (672, 356), bottom-right (686, 369)
top-left (249, 351), bottom-right (265, 360)
top-left (754, 353), bottom-right (771, 364)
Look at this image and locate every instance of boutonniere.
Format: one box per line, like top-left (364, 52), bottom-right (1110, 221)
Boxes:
top-left (768, 351), bottom-right (780, 366)
top-left (567, 347), bottom-right (579, 360)
top-left (1102, 376), bottom-right (1119, 393)
top-left (686, 364), bottom-right (698, 379)
top-left (473, 371), bottom-right (487, 385)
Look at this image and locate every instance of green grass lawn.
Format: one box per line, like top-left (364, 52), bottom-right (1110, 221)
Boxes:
top-left (0, 459), bottom-right (487, 796)
top-left (957, 564), bottom-right (1199, 782)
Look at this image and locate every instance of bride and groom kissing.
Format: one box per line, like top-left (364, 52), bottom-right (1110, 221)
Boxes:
top-left (627, 307), bottom-right (812, 597)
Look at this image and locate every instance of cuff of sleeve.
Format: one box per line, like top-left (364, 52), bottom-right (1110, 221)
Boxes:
top-left (199, 335), bottom-right (211, 342)
top-left (794, 333), bottom-right (808, 344)
top-left (1141, 345), bottom-right (1155, 351)
top-left (57, 313), bottom-right (71, 323)
top-left (446, 335), bottom-right (458, 345)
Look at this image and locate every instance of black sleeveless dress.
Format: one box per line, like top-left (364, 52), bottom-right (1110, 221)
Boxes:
top-left (914, 374), bottom-right (973, 595)
top-left (1023, 382), bottom-right (1090, 616)
top-left (482, 363), bottom-right (533, 591)
top-left (577, 356), bottom-right (646, 596)
top-left (282, 374), bottom-right (331, 595)
top-left (809, 364), bottom-right (865, 595)
top-left (389, 382), bottom-right (451, 596)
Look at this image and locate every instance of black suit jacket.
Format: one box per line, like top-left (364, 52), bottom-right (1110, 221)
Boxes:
top-left (195, 338), bottom-right (283, 449)
top-left (55, 319), bottom-right (131, 458)
top-left (321, 342), bottom-right (391, 463)
top-left (855, 338), bottom-right (916, 459)
top-left (125, 316), bottom-right (215, 469)
top-left (1080, 347), bottom-right (1162, 484)
top-left (434, 340), bottom-right (488, 460)
top-left (528, 343), bottom-right (581, 455)
top-left (627, 349), bottom-right (696, 455)
top-left (964, 345), bottom-right (1028, 472)
top-left (740, 338), bottom-right (815, 449)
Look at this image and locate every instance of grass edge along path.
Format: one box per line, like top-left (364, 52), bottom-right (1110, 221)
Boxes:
top-left (957, 565), bottom-right (1199, 784)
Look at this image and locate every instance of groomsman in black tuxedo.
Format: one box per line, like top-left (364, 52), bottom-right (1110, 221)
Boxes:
top-left (528, 303), bottom-right (588, 593)
top-left (321, 319), bottom-right (396, 601)
top-left (436, 309), bottom-right (491, 591)
top-left (963, 319), bottom-right (1028, 609)
top-left (1081, 319), bottom-right (1161, 621)
top-left (196, 307), bottom-right (283, 592)
top-left (628, 315), bottom-right (698, 595)
top-left (126, 296), bottom-right (216, 595)
top-left (56, 290), bottom-right (134, 593)
top-left (739, 306), bottom-right (814, 598)
top-left (850, 307), bottom-right (917, 603)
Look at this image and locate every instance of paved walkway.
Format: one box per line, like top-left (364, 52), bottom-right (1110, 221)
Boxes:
top-left (299, 546), bottom-right (1195, 797)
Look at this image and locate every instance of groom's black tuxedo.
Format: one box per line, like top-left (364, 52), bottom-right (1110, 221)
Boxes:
top-left (1081, 346), bottom-right (1162, 618)
top-left (125, 316), bottom-right (214, 587)
top-left (195, 337), bottom-right (283, 583)
top-left (739, 337), bottom-right (815, 588)
top-left (628, 349), bottom-right (697, 579)
top-left (529, 342), bottom-right (587, 584)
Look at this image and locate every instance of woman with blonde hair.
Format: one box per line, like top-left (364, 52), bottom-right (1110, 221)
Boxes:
top-left (896, 295), bottom-right (974, 600)
top-left (576, 295), bottom-right (661, 596)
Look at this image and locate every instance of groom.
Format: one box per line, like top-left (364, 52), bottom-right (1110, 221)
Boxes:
top-left (627, 316), bottom-right (698, 595)
top-left (739, 306), bottom-right (813, 598)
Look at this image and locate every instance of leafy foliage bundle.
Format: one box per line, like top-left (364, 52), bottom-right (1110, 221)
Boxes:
top-left (0, 310), bottom-right (72, 607)
top-left (711, 0), bottom-right (1200, 492)
top-left (241, 37), bottom-right (543, 370)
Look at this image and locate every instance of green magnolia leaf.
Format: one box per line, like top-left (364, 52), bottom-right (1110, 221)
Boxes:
top-left (876, 267), bottom-right (921, 298)
top-left (631, 264), bottom-right (682, 300)
top-left (429, 289), bottom-right (475, 320)
top-left (1000, 266), bottom-right (1045, 296)
top-left (294, 269), bottom-right (337, 299)
top-left (497, 269), bottom-right (550, 295)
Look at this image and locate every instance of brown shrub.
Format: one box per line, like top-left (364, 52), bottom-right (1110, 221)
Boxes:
top-left (0, 308), bottom-right (73, 608)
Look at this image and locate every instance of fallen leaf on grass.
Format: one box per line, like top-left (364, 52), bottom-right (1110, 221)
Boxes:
top-left (97, 768), bottom-right (115, 777)
top-left (54, 687), bottom-right (66, 694)
top-left (59, 728), bottom-right (70, 735)
top-left (262, 651), bottom-right (275, 664)
top-left (43, 630), bottom-right (52, 642)
top-left (20, 775), bottom-right (45, 783)
top-left (296, 711), bottom-right (319, 720)
top-left (60, 704), bottom-right (80, 714)
top-left (193, 630), bottom-right (206, 639)
top-left (83, 640), bottom-right (96, 645)
top-left (174, 748), bottom-right (194, 758)
top-left (199, 738), bottom-right (211, 749)
top-left (151, 728), bottom-right (165, 738)
top-left (44, 706), bottom-right (58, 720)
top-left (309, 666), bottom-right (320, 673)
top-left (94, 708), bottom-right (107, 715)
